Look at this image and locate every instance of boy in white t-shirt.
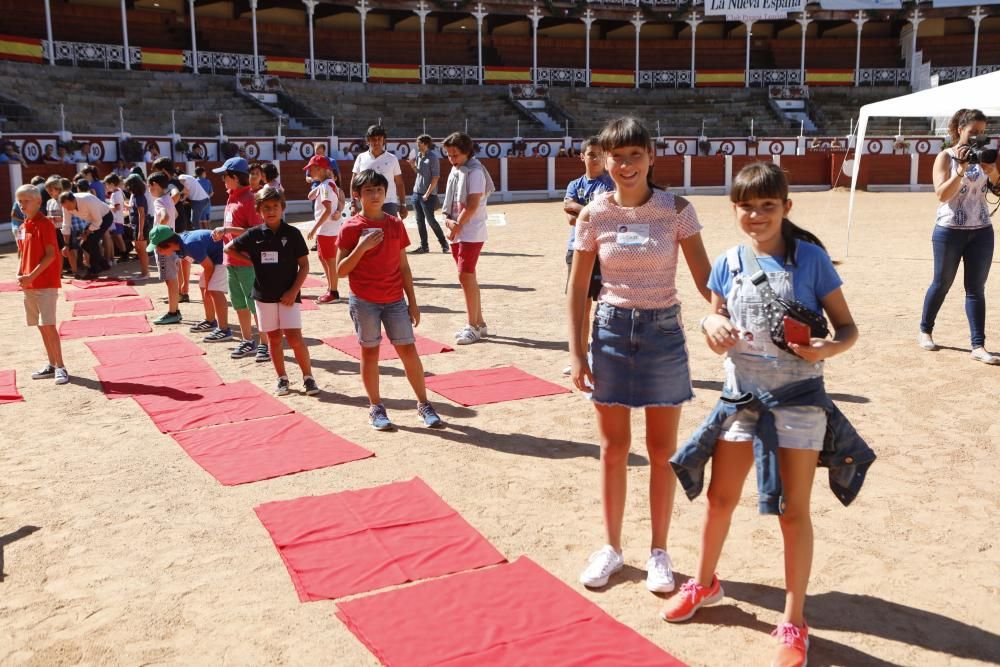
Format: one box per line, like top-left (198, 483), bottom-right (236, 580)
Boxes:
top-left (304, 155), bottom-right (344, 304)
top-left (148, 172), bottom-right (183, 325)
top-left (351, 125), bottom-right (407, 219)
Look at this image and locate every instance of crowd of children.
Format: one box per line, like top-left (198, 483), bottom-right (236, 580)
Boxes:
top-left (9, 116), bottom-right (891, 667)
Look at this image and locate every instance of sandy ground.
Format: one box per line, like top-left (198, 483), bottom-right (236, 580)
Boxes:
top-left (0, 190), bottom-right (998, 667)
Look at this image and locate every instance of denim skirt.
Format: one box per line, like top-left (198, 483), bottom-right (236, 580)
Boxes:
top-left (590, 302), bottom-right (694, 408)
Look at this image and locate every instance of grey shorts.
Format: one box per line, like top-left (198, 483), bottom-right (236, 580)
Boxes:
top-left (23, 288), bottom-right (59, 326)
top-left (157, 253), bottom-right (181, 281)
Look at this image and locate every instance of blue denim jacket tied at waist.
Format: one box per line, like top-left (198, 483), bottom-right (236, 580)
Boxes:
top-left (670, 376), bottom-right (876, 515)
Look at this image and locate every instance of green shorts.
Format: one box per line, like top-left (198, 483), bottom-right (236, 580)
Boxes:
top-left (227, 265), bottom-right (257, 313)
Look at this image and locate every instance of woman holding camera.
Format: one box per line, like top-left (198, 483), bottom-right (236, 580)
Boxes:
top-left (919, 108), bottom-right (1000, 364)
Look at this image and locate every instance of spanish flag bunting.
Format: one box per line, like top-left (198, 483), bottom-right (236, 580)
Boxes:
top-left (368, 63), bottom-right (420, 82)
top-left (268, 57), bottom-right (306, 78)
top-left (805, 69), bottom-right (854, 86)
top-left (0, 34), bottom-right (42, 63)
top-left (141, 48), bottom-right (184, 71)
top-left (696, 70), bottom-right (745, 87)
top-left (484, 67), bottom-right (532, 84)
top-left (591, 70), bottom-right (634, 87)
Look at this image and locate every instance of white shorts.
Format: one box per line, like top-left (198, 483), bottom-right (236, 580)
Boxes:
top-left (199, 266), bottom-right (228, 293)
top-left (720, 406), bottom-right (826, 451)
top-left (255, 301), bottom-right (302, 333)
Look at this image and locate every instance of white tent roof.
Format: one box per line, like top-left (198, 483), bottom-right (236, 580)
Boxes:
top-left (846, 70), bottom-right (1000, 254)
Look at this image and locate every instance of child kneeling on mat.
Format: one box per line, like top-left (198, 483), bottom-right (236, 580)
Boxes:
top-left (336, 169), bottom-right (444, 431)
top-left (147, 225), bottom-right (232, 343)
top-left (224, 186), bottom-right (319, 397)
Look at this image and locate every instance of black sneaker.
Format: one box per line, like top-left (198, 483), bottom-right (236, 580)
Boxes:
top-left (441, 244), bottom-right (450, 254)
top-left (31, 364), bottom-right (56, 380)
top-left (255, 343), bottom-right (270, 363)
top-left (179, 293), bottom-right (191, 304)
top-left (189, 319), bottom-right (216, 333)
top-left (410, 246), bottom-right (429, 254)
top-left (230, 340), bottom-right (256, 359)
top-left (303, 376), bottom-right (319, 396)
top-left (274, 376), bottom-right (291, 396)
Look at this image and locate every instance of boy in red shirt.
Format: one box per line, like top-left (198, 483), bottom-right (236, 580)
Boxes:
top-left (336, 170), bottom-right (443, 431)
top-left (15, 185), bottom-right (69, 385)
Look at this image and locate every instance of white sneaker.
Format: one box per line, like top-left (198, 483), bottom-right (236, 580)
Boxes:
top-left (454, 324), bottom-right (481, 346)
top-left (645, 548), bottom-right (675, 593)
top-left (54, 367), bottom-right (70, 386)
top-left (562, 364), bottom-right (572, 376)
top-left (971, 347), bottom-right (1000, 365)
top-left (579, 545), bottom-right (624, 588)
top-left (478, 324), bottom-right (489, 338)
top-left (918, 333), bottom-right (938, 351)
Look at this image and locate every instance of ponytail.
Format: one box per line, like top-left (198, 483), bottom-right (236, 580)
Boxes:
top-left (780, 218), bottom-right (826, 266)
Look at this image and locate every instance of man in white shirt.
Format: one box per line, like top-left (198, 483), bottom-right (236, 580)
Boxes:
top-left (351, 125), bottom-right (407, 219)
top-left (178, 172), bottom-right (212, 230)
top-left (58, 191), bottom-right (112, 276)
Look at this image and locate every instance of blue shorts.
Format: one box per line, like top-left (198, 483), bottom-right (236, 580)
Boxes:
top-left (191, 198), bottom-right (211, 223)
top-left (348, 295), bottom-right (414, 348)
top-left (590, 302), bottom-right (693, 408)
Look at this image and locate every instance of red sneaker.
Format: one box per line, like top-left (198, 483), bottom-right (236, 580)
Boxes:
top-left (316, 292), bottom-right (336, 304)
top-left (771, 622), bottom-right (809, 667)
top-left (659, 575), bottom-right (724, 623)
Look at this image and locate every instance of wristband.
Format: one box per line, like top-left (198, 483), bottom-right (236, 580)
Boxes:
top-left (699, 316), bottom-right (710, 334)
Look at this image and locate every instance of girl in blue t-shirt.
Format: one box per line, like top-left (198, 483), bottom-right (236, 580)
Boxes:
top-left (660, 162), bottom-right (858, 667)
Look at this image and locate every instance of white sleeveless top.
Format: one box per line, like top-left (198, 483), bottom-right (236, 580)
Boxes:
top-left (936, 152), bottom-right (992, 230)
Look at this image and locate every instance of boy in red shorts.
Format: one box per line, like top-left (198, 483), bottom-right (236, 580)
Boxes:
top-left (304, 155), bottom-right (343, 304)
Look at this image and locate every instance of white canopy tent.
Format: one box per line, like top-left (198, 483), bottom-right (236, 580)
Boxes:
top-left (846, 70), bottom-right (1000, 255)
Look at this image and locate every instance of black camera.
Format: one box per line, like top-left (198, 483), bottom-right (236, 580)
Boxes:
top-left (966, 135), bottom-right (998, 165)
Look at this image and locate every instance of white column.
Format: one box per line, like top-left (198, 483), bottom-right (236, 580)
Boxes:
top-left (852, 11), bottom-right (867, 87)
top-left (581, 8), bottom-right (595, 88)
top-left (796, 12), bottom-right (811, 85)
top-left (528, 4), bottom-right (543, 86)
top-left (630, 11), bottom-right (644, 90)
top-left (43, 0), bottom-right (55, 65)
top-left (682, 155), bottom-right (692, 194)
top-left (472, 3), bottom-right (488, 86)
top-left (120, 0), bottom-right (131, 70)
top-left (907, 8), bottom-right (923, 88)
top-left (414, 1), bottom-right (431, 85)
top-left (686, 12), bottom-right (702, 88)
top-left (724, 154), bottom-right (733, 191)
top-left (744, 20), bottom-right (754, 89)
top-left (189, 0), bottom-right (199, 74)
top-left (250, 0), bottom-right (260, 76)
top-left (304, 0), bottom-right (318, 80)
top-left (969, 6), bottom-right (986, 75)
top-left (357, 0), bottom-right (369, 83)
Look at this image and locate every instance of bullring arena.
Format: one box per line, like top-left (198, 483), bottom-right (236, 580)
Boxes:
top-left (1, 1), bottom-right (999, 666)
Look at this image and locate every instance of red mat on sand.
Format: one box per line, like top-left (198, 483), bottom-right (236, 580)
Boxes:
top-left (59, 314), bottom-right (151, 340)
top-left (134, 380), bottom-right (294, 433)
top-left (0, 370), bottom-right (24, 405)
top-left (86, 333), bottom-right (204, 366)
top-left (335, 557), bottom-right (684, 667)
top-left (69, 278), bottom-right (133, 289)
top-left (72, 296), bottom-right (153, 317)
top-left (172, 413), bottom-right (373, 485)
top-left (95, 355), bottom-right (223, 399)
top-left (425, 366), bottom-right (570, 406)
top-left (64, 285), bottom-right (139, 302)
top-left (300, 276), bottom-right (327, 289)
top-left (321, 334), bottom-right (454, 361)
top-left (0, 281), bottom-right (22, 293)
top-left (299, 298), bottom-right (319, 311)
top-left (255, 478), bottom-right (505, 601)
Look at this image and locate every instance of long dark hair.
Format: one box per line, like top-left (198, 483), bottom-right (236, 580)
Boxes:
top-left (597, 117), bottom-right (662, 191)
top-left (730, 161), bottom-right (825, 266)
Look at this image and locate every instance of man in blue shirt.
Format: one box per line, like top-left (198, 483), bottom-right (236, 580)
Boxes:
top-left (563, 137), bottom-right (614, 375)
top-left (147, 225), bottom-right (232, 343)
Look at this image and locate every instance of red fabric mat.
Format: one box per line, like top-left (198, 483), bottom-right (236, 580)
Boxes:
top-left (335, 557), bottom-right (683, 667)
top-left (95, 355), bottom-right (223, 399)
top-left (255, 478), bottom-right (504, 601)
top-left (69, 278), bottom-right (134, 289)
top-left (172, 413), bottom-right (373, 485)
top-left (299, 298), bottom-right (319, 311)
top-left (134, 380), bottom-right (294, 433)
top-left (86, 333), bottom-right (204, 366)
top-left (72, 296), bottom-right (153, 317)
top-left (64, 285), bottom-right (139, 302)
top-left (425, 366), bottom-right (570, 406)
top-left (321, 334), bottom-right (454, 361)
top-left (0, 370), bottom-right (24, 405)
top-left (0, 281), bottom-right (22, 293)
top-left (300, 276), bottom-right (327, 289)
top-left (59, 314), bottom-right (152, 340)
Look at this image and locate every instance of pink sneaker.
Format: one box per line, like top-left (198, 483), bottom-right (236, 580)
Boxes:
top-left (771, 622), bottom-right (809, 667)
top-left (659, 575), bottom-right (724, 622)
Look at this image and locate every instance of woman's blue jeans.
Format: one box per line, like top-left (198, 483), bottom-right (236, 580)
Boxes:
top-left (411, 193), bottom-right (447, 249)
top-left (920, 224), bottom-right (994, 348)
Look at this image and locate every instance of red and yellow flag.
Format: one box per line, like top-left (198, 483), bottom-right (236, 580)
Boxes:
top-left (368, 63), bottom-right (419, 82)
top-left (484, 67), bottom-right (532, 84)
top-left (142, 48), bottom-right (184, 71)
top-left (696, 70), bottom-right (745, 87)
top-left (591, 70), bottom-right (635, 87)
top-left (268, 57), bottom-right (306, 78)
top-left (805, 69), bottom-right (854, 86)
top-left (0, 34), bottom-right (42, 63)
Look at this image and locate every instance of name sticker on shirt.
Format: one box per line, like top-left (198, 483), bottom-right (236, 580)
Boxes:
top-left (261, 251), bottom-right (279, 264)
top-left (616, 224), bottom-right (650, 246)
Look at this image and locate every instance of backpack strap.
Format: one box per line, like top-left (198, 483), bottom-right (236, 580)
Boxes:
top-left (738, 245), bottom-right (781, 303)
top-left (726, 245), bottom-right (742, 277)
